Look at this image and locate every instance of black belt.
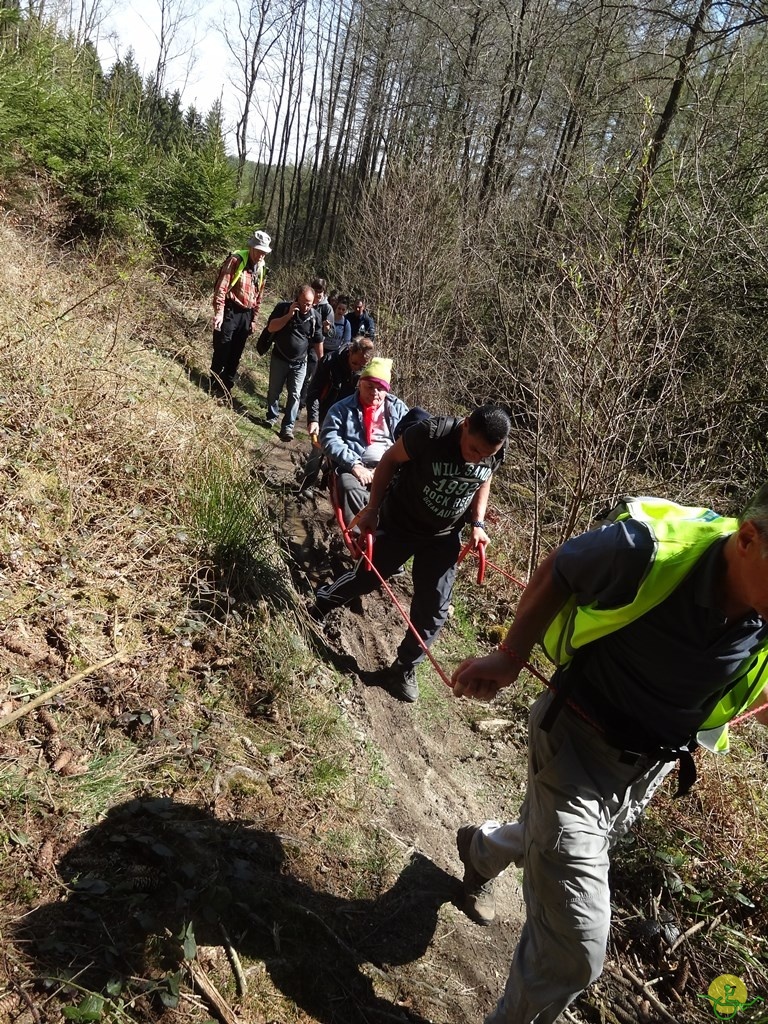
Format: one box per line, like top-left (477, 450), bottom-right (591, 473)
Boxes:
top-left (272, 347), bottom-right (307, 366)
top-left (541, 679), bottom-right (699, 799)
top-left (617, 745), bottom-right (698, 798)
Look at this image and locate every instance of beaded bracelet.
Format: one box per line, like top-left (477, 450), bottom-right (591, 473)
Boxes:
top-left (497, 641), bottom-right (524, 665)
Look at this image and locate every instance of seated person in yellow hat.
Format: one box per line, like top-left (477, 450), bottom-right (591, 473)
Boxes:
top-left (320, 358), bottom-right (409, 524)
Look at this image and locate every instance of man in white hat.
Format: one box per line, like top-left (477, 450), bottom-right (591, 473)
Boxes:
top-left (210, 230), bottom-right (272, 396)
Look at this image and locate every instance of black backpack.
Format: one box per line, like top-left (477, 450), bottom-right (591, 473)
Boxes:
top-left (255, 324), bottom-right (273, 356)
top-left (394, 406), bottom-right (432, 440)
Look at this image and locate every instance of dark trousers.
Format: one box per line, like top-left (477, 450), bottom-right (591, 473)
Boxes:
top-left (337, 471), bottom-right (370, 524)
top-left (317, 527), bottom-right (461, 668)
top-left (211, 304), bottom-right (253, 391)
top-left (299, 346), bottom-right (319, 408)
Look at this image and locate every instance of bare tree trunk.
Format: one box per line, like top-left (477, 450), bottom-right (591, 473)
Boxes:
top-left (224, 0), bottom-right (297, 190)
top-left (623, 0), bottom-right (712, 247)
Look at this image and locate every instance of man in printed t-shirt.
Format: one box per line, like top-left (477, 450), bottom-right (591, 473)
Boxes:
top-left (313, 404), bottom-right (510, 702)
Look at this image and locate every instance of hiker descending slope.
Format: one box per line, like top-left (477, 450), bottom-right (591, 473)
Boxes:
top-left (449, 488), bottom-right (768, 1024)
top-left (300, 336), bottom-right (376, 494)
top-left (210, 230), bottom-right (271, 397)
top-left (313, 404), bottom-right (510, 703)
top-left (346, 297), bottom-right (375, 341)
top-left (263, 284), bottom-right (322, 442)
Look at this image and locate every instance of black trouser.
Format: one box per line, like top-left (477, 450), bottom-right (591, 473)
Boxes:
top-left (317, 526), bottom-right (461, 668)
top-left (211, 303), bottom-right (253, 391)
top-left (299, 346), bottom-right (319, 408)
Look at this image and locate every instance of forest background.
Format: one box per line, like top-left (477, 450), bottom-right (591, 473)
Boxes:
top-left (3, 0), bottom-right (768, 548)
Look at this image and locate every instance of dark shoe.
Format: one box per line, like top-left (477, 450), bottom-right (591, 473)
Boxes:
top-left (263, 418), bottom-right (277, 430)
top-left (279, 427), bottom-right (294, 442)
top-left (456, 825), bottom-right (496, 925)
top-left (308, 596), bottom-right (332, 623)
top-left (390, 564), bottom-right (406, 578)
top-left (380, 660), bottom-right (418, 703)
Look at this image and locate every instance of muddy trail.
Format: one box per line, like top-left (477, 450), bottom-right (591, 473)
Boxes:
top-left (260, 425), bottom-right (531, 1024)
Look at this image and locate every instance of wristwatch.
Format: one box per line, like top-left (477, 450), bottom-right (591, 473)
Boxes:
top-left (471, 519), bottom-right (486, 528)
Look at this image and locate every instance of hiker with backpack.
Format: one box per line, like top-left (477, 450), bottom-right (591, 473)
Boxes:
top-left (300, 336), bottom-right (376, 494)
top-left (210, 230), bottom-right (271, 397)
top-left (319, 357), bottom-right (408, 524)
top-left (448, 488), bottom-right (768, 1024)
top-left (325, 294), bottom-right (353, 355)
top-left (263, 284), bottom-right (323, 442)
top-left (312, 403), bottom-right (510, 703)
top-left (298, 278), bottom-right (336, 413)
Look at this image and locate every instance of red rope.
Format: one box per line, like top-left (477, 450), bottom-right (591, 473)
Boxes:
top-left (339, 515), bottom-right (764, 733)
top-left (355, 539), bottom-right (546, 692)
top-left (730, 702), bottom-right (768, 727)
top-left (459, 545), bottom-right (527, 591)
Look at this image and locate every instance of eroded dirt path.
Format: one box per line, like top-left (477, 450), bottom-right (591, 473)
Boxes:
top-left (261, 426), bottom-right (530, 1024)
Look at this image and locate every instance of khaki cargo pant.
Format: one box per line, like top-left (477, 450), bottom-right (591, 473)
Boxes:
top-left (471, 691), bottom-right (674, 1024)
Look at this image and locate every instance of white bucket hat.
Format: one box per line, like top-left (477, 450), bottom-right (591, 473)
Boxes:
top-left (248, 230), bottom-right (272, 254)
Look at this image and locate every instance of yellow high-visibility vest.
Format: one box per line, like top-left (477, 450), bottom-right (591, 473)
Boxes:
top-left (541, 497), bottom-right (768, 752)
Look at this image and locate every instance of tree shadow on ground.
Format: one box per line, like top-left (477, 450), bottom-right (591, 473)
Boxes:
top-left (15, 798), bottom-right (458, 1023)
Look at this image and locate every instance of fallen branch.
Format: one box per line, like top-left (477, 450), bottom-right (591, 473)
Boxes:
top-left (669, 909), bottom-right (727, 953)
top-left (0, 654), bottom-right (124, 730)
top-left (219, 923), bottom-right (247, 997)
top-left (48, 279), bottom-right (122, 325)
top-left (619, 964), bottom-right (677, 1023)
top-left (186, 959), bottom-right (240, 1024)
top-left (282, 900), bottom-right (383, 975)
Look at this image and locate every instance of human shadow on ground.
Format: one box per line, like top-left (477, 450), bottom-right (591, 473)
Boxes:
top-left (146, 332), bottom-right (268, 426)
top-left (16, 798), bottom-right (459, 1023)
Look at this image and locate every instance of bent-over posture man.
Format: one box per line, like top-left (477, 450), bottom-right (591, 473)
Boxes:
top-left (320, 357), bottom-right (408, 524)
top-left (449, 488), bottom-right (768, 1024)
top-left (300, 336), bottom-right (375, 493)
top-left (315, 404), bottom-right (510, 703)
top-left (307, 337), bottom-right (375, 436)
top-left (210, 230), bottom-right (271, 396)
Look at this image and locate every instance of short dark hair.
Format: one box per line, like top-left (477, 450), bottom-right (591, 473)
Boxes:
top-left (310, 277), bottom-right (327, 293)
top-left (334, 294), bottom-right (350, 308)
top-left (467, 404), bottom-right (511, 445)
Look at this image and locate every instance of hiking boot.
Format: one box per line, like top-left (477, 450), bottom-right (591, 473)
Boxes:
top-left (456, 825), bottom-right (496, 925)
top-left (380, 660), bottom-right (418, 703)
top-left (279, 427), bottom-right (294, 442)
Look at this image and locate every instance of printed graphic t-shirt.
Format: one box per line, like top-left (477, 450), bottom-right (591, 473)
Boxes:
top-left (381, 416), bottom-right (504, 536)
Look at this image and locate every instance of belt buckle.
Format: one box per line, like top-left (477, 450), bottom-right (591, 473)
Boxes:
top-left (618, 748), bottom-right (646, 768)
